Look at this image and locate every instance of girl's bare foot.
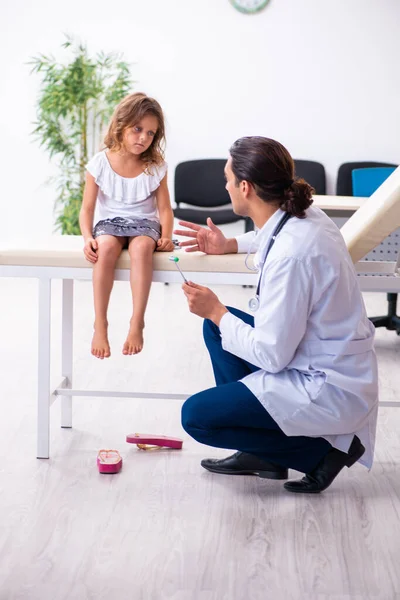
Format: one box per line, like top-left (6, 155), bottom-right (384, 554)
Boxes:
top-left (123, 320), bottom-right (144, 355)
top-left (92, 321), bottom-right (111, 359)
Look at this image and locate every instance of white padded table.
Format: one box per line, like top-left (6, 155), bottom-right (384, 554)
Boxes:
top-left (1, 191), bottom-right (400, 458)
top-left (0, 237), bottom-right (260, 458)
top-left (313, 195), bottom-right (366, 212)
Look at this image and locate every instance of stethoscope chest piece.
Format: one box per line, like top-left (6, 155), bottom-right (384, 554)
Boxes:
top-left (246, 212), bottom-right (292, 314)
top-left (248, 296), bottom-right (260, 312)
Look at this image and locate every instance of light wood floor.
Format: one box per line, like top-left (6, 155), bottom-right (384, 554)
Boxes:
top-left (1, 276), bottom-right (400, 600)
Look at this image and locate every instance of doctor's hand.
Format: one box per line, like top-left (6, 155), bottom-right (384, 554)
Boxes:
top-left (174, 218), bottom-right (238, 255)
top-left (182, 281), bottom-right (228, 325)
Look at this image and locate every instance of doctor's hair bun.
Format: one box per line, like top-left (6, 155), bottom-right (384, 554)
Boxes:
top-left (229, 136), bottom-right (315, 219)
top-left (280, 178), bottom-right (314, 219)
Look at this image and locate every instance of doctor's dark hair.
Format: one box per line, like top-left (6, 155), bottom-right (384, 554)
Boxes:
top-left (229, 137), bottom-right (314, 218)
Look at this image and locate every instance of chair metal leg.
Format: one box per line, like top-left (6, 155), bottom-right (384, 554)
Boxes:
top-left (370, 315), bottom-right (390, 328)
top-left (370, 293), bottom-right (400, 334)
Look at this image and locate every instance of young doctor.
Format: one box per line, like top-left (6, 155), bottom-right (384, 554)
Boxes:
top-left (175, 136), bottom-right (378, 494)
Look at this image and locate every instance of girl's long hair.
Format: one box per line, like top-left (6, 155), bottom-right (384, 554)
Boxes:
top-left (104, 92), bottom-right (165, 166)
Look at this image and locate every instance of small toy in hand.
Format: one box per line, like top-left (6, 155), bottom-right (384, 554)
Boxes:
top-left (168, 255), bottom-right (188, 282)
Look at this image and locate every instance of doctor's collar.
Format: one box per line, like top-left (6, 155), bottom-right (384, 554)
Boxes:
top-left (254, 208), bottom-right (285, 243)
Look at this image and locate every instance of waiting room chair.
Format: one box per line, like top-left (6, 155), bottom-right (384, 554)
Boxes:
top-left (174, 159), bottom-right (253, 233)
top-left (336, 161), bottom-right (397, 196)
top-left (351, 166), bottom-right (400, 335)
top-left (294, 160), bottom-right (326, 195)
top-left (352, 167), bottom-right (397, 197)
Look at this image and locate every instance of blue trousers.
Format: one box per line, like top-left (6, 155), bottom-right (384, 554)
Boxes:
top-left (181, 307), bottom-right (331, 474)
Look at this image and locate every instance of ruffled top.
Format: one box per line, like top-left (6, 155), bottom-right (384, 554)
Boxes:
top-left (86, 150), bottom-right (168, 224)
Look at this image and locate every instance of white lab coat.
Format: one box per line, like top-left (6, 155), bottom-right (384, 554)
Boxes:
top-left (219, 206), bottom-right (378, 468)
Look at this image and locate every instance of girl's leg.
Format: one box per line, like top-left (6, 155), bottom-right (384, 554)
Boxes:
top-left (123, 235), bottom-right (156, 355)
top-left (92, 235), bottom-right (126, 359)
top-left (203, 306), bottom-right (259, 385)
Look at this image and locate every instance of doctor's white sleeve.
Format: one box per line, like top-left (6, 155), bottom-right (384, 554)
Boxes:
top-left (219, 256), bottom-right (313, 373)
top-left (235, 231), bottom-right (258, 253)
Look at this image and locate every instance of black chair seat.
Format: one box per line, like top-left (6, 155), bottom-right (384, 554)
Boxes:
top-left (174, 207), bottom-right (243, 226)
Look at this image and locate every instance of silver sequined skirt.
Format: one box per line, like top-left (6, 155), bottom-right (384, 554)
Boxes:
top-left (93, 217), bottom-right (161, 242)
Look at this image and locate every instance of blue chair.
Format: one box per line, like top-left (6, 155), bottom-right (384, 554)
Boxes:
top-left (336, 161), bottom-right (397, 196)
top-left (352, 167), bottom-right (396, 197)
top-left (352, 166), bottom-right (400, 335)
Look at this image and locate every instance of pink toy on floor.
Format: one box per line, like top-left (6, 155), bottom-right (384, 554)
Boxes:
top-left (97, 449), bottom-right (123, 473)
top-left (126, 433), bottom-right (183, 450)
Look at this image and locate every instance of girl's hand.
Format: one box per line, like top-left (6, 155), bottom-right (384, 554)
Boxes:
top-left (83, 237), bottom-right (98, 263)
top-left (182, 281), bottom-right (228, 325)
top-left (156, 238), bottom-right (175, 252)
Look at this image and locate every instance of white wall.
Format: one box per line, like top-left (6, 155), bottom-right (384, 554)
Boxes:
top-left (1, 0), bottom-right (399, 241)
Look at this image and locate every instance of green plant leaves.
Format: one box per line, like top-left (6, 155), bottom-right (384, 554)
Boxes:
top-left (30, 35), bottom-right (133, 234)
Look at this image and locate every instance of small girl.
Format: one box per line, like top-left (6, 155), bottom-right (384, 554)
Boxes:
top-left (79, 92), bottom-right (174, 359)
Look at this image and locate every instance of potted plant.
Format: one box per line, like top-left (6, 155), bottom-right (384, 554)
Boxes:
top-left (30, 36), bottom-right (133, 234)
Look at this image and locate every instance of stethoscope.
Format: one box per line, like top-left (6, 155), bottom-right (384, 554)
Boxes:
top-left (248, 212), bottom-right (292, 312)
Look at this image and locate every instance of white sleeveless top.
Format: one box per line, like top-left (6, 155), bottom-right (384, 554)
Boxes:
top-left (86, 150), bottom-right (168, 224)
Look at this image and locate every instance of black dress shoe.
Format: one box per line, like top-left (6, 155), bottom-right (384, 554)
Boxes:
top-left (201, 451), bottom-right (288, 480)
top-left (284, 436), bottom-right (365, 494)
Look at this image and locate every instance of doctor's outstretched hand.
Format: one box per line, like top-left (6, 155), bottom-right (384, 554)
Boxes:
top-left (174, 218), bottom-right (238, 255)
top-left (182, 281), bottom-right (228, 325)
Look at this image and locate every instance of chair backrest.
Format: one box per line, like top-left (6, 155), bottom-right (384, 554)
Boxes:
top-left (294, 160), bottom-right (326, 195)
top-left (352, 167), bottom-right (397, 197)
top-left (336, 161), bottom-right (397, 196)
top-left (174, 159), bottom-right (230, 208)
top-left (340, 166), bottom-right (400, 262)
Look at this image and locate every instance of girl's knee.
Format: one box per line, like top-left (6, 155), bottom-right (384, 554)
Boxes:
top-left (96, 237), bottom-right (124, 260)
top-left (129, 236), bottom-right (156, 256)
